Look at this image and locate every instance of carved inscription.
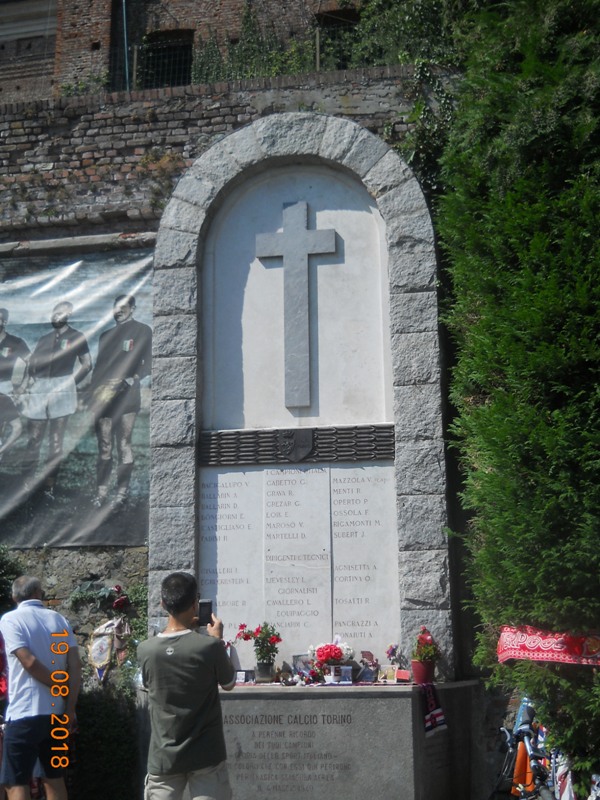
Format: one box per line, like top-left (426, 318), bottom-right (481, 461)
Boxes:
top-left (224, 710), bottom-right (354, 795)
top-left (198, 462), bottom-right (399, 663)
top-left (332, 465), bottom-right (398, 648)
top-left (264, 466), bottom-right (331, 643)
top-left (222, 695), bottom-right (417, 800)
top-left (199, 469), bottom-right (264, 626)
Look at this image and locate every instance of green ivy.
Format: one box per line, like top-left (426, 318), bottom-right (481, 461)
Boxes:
top-left (192, 4), bottom-right (316, 84)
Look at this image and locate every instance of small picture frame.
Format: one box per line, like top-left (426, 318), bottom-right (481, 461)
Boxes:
top-left (292, 654), bottom-right (312, 675)
top-left (235, 670), bottom-right (255, 684)
top-left (356, 665), bottom-right (377, 683)
top-left (377, 665), bottom-right (397, 683)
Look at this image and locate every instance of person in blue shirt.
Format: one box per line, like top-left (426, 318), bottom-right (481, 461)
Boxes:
top-left (0, 576), bottom-right (81, 800)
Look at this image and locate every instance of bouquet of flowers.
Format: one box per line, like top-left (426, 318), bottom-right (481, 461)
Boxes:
top-left (385, 643), bottom-right (400, 664)
top-left (235, 622), bottom-right (282, 664)
top-left (411, 627), bottom-right (441, 663)
top-left (308, 638), bottom-right (354, 666)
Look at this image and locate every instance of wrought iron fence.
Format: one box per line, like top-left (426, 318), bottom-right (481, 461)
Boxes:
top-left (108, 18), bottom-right (359, 92)
top-left (109, 35), bottom-right (193, 92)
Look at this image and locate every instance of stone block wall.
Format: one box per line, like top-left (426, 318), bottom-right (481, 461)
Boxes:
top-left (12, 546), bottom-right (148, 649)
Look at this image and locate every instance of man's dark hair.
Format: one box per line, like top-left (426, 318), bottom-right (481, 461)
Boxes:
top-left (114, 294), bottom-right (136, 309)
top-left (161, 572), bottom-right (197, 615)
top-left (12, 576), bottom-right (42, 603)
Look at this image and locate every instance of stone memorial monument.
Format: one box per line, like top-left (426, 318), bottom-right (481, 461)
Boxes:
top-left (149, 112), bottom-right (462, 798)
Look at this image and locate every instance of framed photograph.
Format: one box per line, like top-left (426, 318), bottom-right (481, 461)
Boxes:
top-left (356, 665), bottom-right (377, 683)
top-left (292, 653), bottom-right (312, 675)
top-left (377, 665), bottom-right (397, 683)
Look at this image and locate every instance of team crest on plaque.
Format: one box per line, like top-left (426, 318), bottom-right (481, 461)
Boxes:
top-left (277, 429), bottom-right (313, 462)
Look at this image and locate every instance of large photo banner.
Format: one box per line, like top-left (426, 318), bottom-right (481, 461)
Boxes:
top-left (0, 250), bottom-right (153, 547)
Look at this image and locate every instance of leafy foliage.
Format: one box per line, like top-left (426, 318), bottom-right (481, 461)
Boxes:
top-left (70, 684), bottom-right (139, 800)
top-left (0, 545), bottom-right (22, 614)
top-left (345, 0), bottom-right (479, 68)
top-left (438, 0), bottom-right (600, 786)
top-left (192, 4), bottom-right (316, 83)
top-left (341, 0), bottom-right (488, 196)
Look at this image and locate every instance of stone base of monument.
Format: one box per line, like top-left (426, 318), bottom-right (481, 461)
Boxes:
top-left (222, 681), bottom-right (477, 800)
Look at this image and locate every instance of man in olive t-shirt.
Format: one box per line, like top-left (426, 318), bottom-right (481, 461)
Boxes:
top-left (137, 572), bottom-right (235, 800)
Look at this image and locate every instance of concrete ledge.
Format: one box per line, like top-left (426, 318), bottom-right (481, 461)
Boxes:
top-left (0, 231), bottom-right (156, 256)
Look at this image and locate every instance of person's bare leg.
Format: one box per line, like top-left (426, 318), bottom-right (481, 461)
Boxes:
top-left (5, 785), bottom-right (31, 800)
top-left (41, 777), bottom-right (68, 800)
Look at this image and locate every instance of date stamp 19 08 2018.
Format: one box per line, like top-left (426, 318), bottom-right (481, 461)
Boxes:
top-left (49, 629), bottom-right (71, 768)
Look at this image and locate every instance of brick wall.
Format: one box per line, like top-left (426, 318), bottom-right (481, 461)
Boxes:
top-left (54, 0), bottom-right (348, 93)
top-left (0, 35), bottom-right (56, 105)
top-left (0, 65), bottom-right (415, 244)
top-left (54, 0), bottom-right (113, 92)
top-left (0, 0), bottom-right (351, 103)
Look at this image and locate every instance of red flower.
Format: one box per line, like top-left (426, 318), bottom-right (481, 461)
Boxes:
top-left (112, 595), bottom-right (129, 610)
top-left (316, 644), bottom-right (343, 663)
top-left (112, 585), bottom-right (122, 594)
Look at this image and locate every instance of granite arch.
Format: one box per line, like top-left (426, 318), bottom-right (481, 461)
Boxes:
top-left (150, 112), bottom-right (452, 669)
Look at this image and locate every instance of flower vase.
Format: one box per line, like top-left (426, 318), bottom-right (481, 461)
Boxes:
top-left (255, 662), bottom-right (275, 683)
top-left (411, 659), bottom-right (435, 684)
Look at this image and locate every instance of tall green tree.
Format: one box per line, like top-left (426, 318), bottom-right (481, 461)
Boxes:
top-left (438, 0), bottom-right (600, 784)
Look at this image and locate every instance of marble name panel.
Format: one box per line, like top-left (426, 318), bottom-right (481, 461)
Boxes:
top-left (198, 462), bottom-right (399, 665)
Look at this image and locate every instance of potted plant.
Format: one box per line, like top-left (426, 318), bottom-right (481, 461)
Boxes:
top-left (411, 626), bottom-right (441, 684)
top-left (235, 622), bottom-right (282, 682)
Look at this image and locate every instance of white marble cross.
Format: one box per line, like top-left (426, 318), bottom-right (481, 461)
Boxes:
top-left (256, 202), bottom-right (336, 408)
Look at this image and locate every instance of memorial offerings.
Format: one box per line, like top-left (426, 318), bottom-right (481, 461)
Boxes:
top-left (411, 626), bottom-right (441, 684)
top-left (0, 250), bottom-right (152, 546)
top-left (235, 621), bottom-right (282, 681)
